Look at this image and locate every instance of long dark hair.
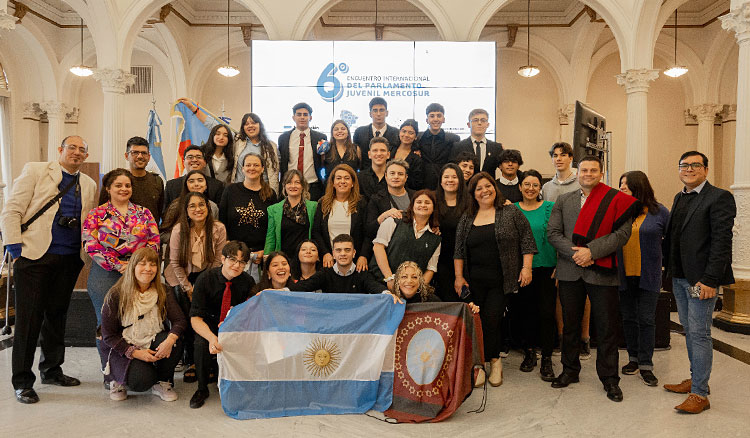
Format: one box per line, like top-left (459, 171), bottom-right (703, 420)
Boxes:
top-left (520, 169), bottom-right (544, 201)
top-left (98, 168), bottom-right (134, 205)
top-left (202, 124), bottom-right (234, 183)
top-left (252, 251), bottom-right (295, 294)
top-left (161, 170), bottom-right (209, 233)
top-left (435, 163), bottom-right (470, 217)
top-left (467, 172), bottom-right (504, 216)
top-left (237, 113), bottom-right (278, 178)
top-left (290, 239), bottom-right (322, 279)
top-left (403, 189), bottom-right (439, 229)
top-left (620, 170), bottom-right (659, 215)
top-left (176, 191), bottom-right (216, 269)
top-left (328, 120), bottom-right (360, 162)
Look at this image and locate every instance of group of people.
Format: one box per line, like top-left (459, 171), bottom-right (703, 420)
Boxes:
top-left (0, 96), bottom-right (735, 417)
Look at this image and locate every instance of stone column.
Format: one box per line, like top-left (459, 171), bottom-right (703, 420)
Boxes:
top-left (616, 69), bottom-right (659, 173)
top-left (0, 0), bottom-right (17, 30)
top-left (557, 104), bottom-right (575, 144)
top-left (40, 101), bottom-right (68, 162)
top-left (716, 2), bottom-right (750, 334)
top-left (690, 103), bottom-right (723, 182)
top-left (93, 68), bottom-right (135, 173)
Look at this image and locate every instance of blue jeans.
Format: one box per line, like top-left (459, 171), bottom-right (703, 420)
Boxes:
top-left (87, 263), bottom-right (122, 368)
top-left (672, 277), bottom-right (717, 397)
top-left (619, 277), bottom-right (659, 370)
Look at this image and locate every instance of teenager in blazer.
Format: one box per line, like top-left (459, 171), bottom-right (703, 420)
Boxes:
top-left (277, 102), bottom-right (327, 200)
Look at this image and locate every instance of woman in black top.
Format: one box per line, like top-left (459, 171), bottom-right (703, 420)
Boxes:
top-left (324, 120), bottom-right (361, 179)
top-left (390, 119), bottom-right (424, 191)
top-left (454, 172), bottom-right (537, 388)
top-left (291, 239), bottom-right (322, 281)
top-left (219, 153), bottom-right (277, 267)
top-left (435, 163), bottom-right (470, 302)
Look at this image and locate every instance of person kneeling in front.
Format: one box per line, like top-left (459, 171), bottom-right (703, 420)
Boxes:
top-left (189, 240), bottom-right (255, 409)
top-left (100, 247), bottom-right (186, 402)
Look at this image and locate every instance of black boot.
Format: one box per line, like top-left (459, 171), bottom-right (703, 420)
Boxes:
top-left (520, 348), bottom-right (537, 372)
top-left (540, 356), bottom-right (555, 382)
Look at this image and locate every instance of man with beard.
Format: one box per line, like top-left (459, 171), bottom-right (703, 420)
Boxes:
top-left (125, 136), bottom-right (165, 224)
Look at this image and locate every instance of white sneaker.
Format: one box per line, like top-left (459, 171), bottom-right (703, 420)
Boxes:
top-left (109, 382), bottom-right (127, 401)
top-left (474, 367), bottom-right (486, 388)
top-left (151, 381), bottom-right (178, 402)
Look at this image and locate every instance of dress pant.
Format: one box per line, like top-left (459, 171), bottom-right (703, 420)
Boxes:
top-left (470, 276), bottom-right (506, 361)
top-left (126, 331), bottom-right (184, 392)
top-left (619, 276), bottom-right (659, 370)
top-left (308, 181), bottom-right (324, 202)
top-left (11, 253), bottom-right (84, 390)
top-left (559, 279), bottom-right (620, 385)
top-left (194, 323), bottom-right (219, 391)
top-left (516, 266), bottom-right (557, 356)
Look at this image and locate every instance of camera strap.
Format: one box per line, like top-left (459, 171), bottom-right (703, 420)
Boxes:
top-left (20, 173), bottom-right (79, 233)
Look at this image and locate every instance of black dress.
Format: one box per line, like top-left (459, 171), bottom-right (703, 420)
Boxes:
top-left (466, 223), bottom-right (505, 360)
top-left (435, 204), bottom-right (463, 302)
top-left (219, 183), bottom-right (277, 252)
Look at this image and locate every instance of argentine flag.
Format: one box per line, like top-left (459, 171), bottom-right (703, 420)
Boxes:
top-left (218, 291), bottom-right (405, 420)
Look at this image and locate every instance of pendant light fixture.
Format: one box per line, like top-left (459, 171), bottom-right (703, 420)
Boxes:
top-left (217, 0), bottom-right (240, 77)
top-left (517, 0), bottom-right (539, 78)
top-left (664, 9), bottom-right (688, 78)
top-left (69, 18), bottom-right (93, 77)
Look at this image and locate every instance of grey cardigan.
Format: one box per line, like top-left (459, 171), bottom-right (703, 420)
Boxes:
top-left (454, 206), bottom-right (538, 295)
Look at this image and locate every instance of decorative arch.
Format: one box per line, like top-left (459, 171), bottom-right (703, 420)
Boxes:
top-left (705, 29), bottom-right (739, 104)
top-left (191, 42), bottom-right (251, 102)
top-left (653, 36), bottom-right (705, 106)
top-left (10, 21), bottom-right (59, 101)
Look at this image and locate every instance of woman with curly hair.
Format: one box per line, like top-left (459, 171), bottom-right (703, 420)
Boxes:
top-left (390, 261), bottom-right (480, 313)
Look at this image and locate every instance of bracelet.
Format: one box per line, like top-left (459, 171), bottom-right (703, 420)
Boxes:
top-left (383, 274), bottom-right (395, 282)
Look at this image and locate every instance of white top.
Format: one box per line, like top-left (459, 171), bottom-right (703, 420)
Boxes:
top-left (373, 217), bottom-right (441, 272)
top-left (371, 124), bottom-right (388, 137)
top-left (328, 200), bottom-right (352, 246)
top-left (497, 174), bottom-right (519, 186)
top-left (289, 128), bottom-right (318, 184)
top-left (212, 154), bottom-right (229, 183)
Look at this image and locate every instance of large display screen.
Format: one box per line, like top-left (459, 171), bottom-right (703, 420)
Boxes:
top-left (251, 41), bottom-right (496, 141)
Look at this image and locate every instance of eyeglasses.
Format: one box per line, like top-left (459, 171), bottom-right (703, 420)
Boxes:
top-left (185, 154), bottom-right (203, 161)
top-left (187, 203), bottom-right (207, 211)
top-left (225, 256), bottom-right (247, 267)
top-left (521, 182), bottom-right (540, 189)
top-left (129, 151), bottom-right (149, 157)
top-left (63, 144), bottom-right (87, 154)
top-left (678, 163), bottom-right (705, 171)
top-left (470, 118), bottom-right (489, 124)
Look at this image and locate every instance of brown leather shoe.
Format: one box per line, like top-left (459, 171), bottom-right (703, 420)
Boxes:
top-left (663, 379), bottom-right (710, 394)
top-left (675, 393), bottom-right (710, 414)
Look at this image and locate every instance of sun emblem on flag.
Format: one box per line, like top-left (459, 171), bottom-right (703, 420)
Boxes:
top-left (303, 338), bottom-right (341, 378)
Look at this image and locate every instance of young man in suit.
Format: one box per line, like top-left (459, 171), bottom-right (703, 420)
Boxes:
top-left (547, 155), bottom-right (637, 403)
top-left (353, 97), bottom-right (400, 169)
top-left (1, 135), bottom-right (98, 404)
top-left (417, 103), bottom-right (460, 190)
top-left (163, 145), bottom-right (225, 213)
top-left (277, 102), bottom-right (327, 200)
top-left (662, 151), bottom-right (736, 414)
top-left (451, 108), bottom-right (503, 178)
top-left (365, 159), bottom-right (414, 244)
top-left (358, 137), bottom-right (390, 200)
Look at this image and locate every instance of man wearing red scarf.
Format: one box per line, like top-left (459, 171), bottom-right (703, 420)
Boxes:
top-left (547, 155), bottom-right (638, 403)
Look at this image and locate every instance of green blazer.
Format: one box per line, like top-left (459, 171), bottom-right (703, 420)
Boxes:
top-left (264, 199), bottom-right (318, 254)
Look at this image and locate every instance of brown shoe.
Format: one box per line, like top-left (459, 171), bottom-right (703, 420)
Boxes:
top-left (663, 379), bottom-right (710, 394)
top-left (675, 393), bottom-right (710, 414)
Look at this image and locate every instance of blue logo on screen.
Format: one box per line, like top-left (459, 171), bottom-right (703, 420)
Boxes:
top-left (317, 62), bottom-right (348, 102)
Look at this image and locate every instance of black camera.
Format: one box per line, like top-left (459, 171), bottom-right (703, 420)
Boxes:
top-left (57, 216), bottom-right (81, 229)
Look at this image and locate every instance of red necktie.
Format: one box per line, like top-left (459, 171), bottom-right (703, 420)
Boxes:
top-left (297, 132), bottom-right (306, 172)
top-left (219, 281), bottom-right (232, 323)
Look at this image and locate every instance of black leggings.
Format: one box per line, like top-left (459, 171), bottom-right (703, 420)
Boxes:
top-left (514, 266), bottom-right (557, 356)
top-left (470, 276), bottom-right (507, 361)
top-left (126, 331), bottom-right (184, 392)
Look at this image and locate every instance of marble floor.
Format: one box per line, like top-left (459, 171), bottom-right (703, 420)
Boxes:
top-left (1, 332), bottom-right (749, 437)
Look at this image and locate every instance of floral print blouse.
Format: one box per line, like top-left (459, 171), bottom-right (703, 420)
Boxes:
top-left (83, 201), bottom-right (160, 271)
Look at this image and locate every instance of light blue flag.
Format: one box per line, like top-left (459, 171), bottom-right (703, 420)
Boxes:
top-left (217, 291), bottom-right (405, 420)
top-left (146, 109), bottom-right (167, 181)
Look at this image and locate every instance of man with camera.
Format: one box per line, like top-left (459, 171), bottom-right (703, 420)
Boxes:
top-left (0, 135), bottom-right (97, 404)
top-left (662, 151), bottom-right (736, 414)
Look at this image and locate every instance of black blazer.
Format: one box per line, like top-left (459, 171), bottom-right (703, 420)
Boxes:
top-left (451, 137), bottom-right (503, 174)
top-left (663, 182), bottom-right (735, 288)
top-left (163, 173), bottom-right (225, 216)
top-left (278, 129), bottom-right (327, 182)
top-left (353, 124), bottom-right (400, 169)
top-left (313, 198), bottom-right (371, 260)
top-left (364, 188), bottom-right (415, 241)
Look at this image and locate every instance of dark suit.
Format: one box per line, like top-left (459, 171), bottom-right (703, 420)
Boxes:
top-left (663, 182), bottom-right (735, 288)
top-left (417, 130), bottom-right (460, 190)
top-left (364, 188), bottom-right (415, 242)
top-left (164, 173), bottom-right (224, 216)
top-left (547, 187), bottom-right (632, 385)
top-left (278, 128), bottom-right (327, 199)
top-left (314, 198), bottom-right (371, 261)
top-left (353, 124), bottom-right (400, 169)
top-left (451, 137), bottom-right (503, 174)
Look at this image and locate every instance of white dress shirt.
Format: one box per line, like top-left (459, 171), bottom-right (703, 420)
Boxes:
top-left (373, 217), bottom-right (441, 272)
top-left (289, 128), bottom-right (318, 183)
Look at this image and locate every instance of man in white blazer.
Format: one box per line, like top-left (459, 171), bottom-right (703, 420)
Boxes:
top-left (0, 135), bottom-right (97, 404)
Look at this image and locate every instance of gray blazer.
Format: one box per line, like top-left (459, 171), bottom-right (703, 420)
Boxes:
top-left (454, 206), bottom-right (537, 295)
top-left (547, 188), bottom-right (632, 287)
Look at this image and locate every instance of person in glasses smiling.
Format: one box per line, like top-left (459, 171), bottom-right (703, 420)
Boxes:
top-left (164, 145), bottom-right (225, 216)
top-left (188, 240), bottom-right (255, 409)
